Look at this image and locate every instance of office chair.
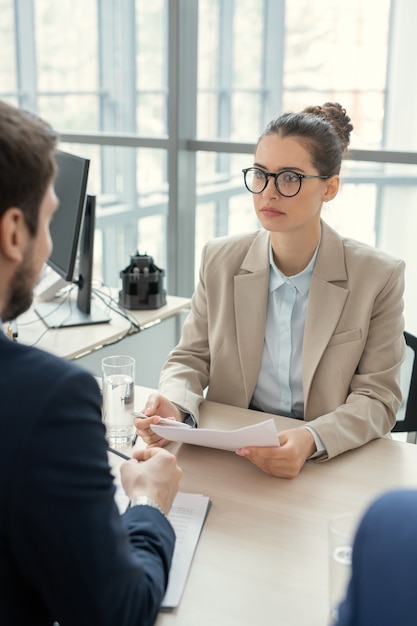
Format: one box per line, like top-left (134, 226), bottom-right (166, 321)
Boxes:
top-left (392, 331), bottom-right (417, 443)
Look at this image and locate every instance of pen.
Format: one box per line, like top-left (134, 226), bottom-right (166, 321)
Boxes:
top-left (130, 412), bottom-right (149, 446)
top-left (132, 411), bottom-right (150, 419)
top-left (132, 411), bottom-right (191, 428)
top-left (108, 447), bottom-right (131, 460)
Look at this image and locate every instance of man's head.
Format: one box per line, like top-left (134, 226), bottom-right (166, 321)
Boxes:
top-left (0, 101), bottom-right (58, 321)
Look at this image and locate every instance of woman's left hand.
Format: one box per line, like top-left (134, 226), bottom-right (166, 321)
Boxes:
top-left (235, 427), bottom-right (317, 479)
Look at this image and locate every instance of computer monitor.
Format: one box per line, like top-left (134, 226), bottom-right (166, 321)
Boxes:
top-left (34, 150), bottom-right (110, 328)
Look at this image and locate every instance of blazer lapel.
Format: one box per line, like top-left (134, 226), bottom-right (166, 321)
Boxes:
top-left (302, 222), bottom-right (350, 405)
top-left (234, 231), bottom-right (270, 406)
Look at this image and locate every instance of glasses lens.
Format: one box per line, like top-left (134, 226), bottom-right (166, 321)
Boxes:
top-left (244, 168), bottom-right (267, 193)
top-left (276, 171), bottom-right (301, 197)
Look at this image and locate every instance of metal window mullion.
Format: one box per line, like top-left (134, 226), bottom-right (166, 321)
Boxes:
top-left (119, 0), bottom-right (137, 211)
top-left (14, 0), bottom-right (37, 111)
top-left (213, 0), bottom-right (234, 238)
top-left (261, 0), bottom-right (285, 126)
top-left (97, 0), bottom-right (138, 286)
top-left (167, 0), bottom-right (198, 297)
top-left (217, 0), bottom-right (233, 142)
top-left (97, 0), bottom-right (118, 196)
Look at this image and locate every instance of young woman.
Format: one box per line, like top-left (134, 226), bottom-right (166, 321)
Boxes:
top-left (135, 103), bottom-right (405, 478)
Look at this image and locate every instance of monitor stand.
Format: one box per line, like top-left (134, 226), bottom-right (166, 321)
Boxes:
top-left (34, 266), bottom-right (68, 301)
top-left (34, 299), bottom-right (110, 329)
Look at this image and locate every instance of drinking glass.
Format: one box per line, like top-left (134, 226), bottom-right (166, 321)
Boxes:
top-left (328, 513), bottom-right (357, 622)
top-left (102, 355), bottom-right (135, 446)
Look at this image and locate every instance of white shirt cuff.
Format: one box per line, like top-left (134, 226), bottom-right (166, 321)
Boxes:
top-left (304, 426), bottom-right (327, 459)
top-left (171, 402), bottom-right (197, 427)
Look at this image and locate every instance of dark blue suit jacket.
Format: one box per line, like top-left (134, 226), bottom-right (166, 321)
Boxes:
top-left (0, 333), bottom-right (175, 625)
top-left (335, 489), bottom-right (417, 626)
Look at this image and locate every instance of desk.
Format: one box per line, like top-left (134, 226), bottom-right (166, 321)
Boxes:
top-left (17, 295), bottom-right (190, 360)
top-left (113, 387), bottom-right (417, 626)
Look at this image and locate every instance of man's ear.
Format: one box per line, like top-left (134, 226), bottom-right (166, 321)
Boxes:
top-left (323, 175), bottom-right (340, 202)
top-left (0, 208), bottom-right (28, 263)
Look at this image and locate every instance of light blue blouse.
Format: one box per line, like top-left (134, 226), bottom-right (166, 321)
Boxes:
top-left (251, 244), bottom-right (325, 457)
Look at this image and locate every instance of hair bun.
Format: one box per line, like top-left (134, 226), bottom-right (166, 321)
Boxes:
top-left (303, 102), bottom-right (353, 154)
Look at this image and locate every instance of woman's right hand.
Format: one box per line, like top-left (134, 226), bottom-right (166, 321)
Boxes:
top-left (133, 393), bottom-right (183, 447)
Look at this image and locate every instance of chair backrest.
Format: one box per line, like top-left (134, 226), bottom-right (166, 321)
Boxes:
top-left (392, 331), bottom-right (417, 439)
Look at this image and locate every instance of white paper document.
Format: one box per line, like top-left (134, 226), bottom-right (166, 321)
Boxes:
top-left (114, 481), bottom-right (130, 514)
top-left (161, 492), bottom-right (211, 609)
top-left (150, 417), bottom-right (280, 451)
top-left (113, 486), bottom-right (210, 609)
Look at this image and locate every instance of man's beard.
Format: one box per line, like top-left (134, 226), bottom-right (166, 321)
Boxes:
top-left (2, 249), bottom-right (36, 321)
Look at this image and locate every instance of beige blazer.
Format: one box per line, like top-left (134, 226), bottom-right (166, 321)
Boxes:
top-left (159, 220), bottom-right (406, 459)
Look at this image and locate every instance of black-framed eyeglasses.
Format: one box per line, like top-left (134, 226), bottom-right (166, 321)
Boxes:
top-left (242, 167), bottom-right (331, 198)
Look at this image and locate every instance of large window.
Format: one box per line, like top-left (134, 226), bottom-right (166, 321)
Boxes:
top-left (2, 0), bottom-right (417, 331)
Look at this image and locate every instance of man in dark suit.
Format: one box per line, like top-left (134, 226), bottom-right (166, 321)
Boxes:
top-left (335, 489), bottom-right (417, 626)
top-left (0, 100), bottom-right (182, 625)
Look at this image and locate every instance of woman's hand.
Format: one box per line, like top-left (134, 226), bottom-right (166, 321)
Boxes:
top-left (133, 393), bottom-right (183, 448)
top-left (235, 427), bottom-right (316, 478)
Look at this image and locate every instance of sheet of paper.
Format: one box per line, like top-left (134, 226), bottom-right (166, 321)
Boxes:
top-left (113, 485), bottom-right (210, 608)
top-left (161, 492), bottom-right (211, 609)
top-left (150, 418), bottom-right (280, 451)
top-left (114, 481), bottom-right (130, 514)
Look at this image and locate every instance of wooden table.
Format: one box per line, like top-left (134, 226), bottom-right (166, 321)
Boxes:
top-left (114, 387), bottom-right (417, 626)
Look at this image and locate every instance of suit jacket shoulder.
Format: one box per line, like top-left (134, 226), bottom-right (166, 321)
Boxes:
top-left (202, 229), bottom-right (269, 270)
top-left (316, 220), bottom-right (404, 284)
top-left (0, 335), bottom-right (175, 625)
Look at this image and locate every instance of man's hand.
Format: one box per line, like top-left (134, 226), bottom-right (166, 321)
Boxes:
top-left (235, 427), bottom-right (316, 479)
top-left (120, 447), bottom-right (182, 515)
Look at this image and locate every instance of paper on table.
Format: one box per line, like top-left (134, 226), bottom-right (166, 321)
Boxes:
top-left (114, 481), bottom-right (130, 514)
top-left (161, 492), bottom-right (211, 609)
top-left (113, 485), bottom-right (210, 609)
top-left (150, 418), bottom-right (280, 451)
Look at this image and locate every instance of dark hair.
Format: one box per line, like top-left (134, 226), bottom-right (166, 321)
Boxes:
top-left (258, 102), bottom-right (353, 176)
top-left (0, 101), bottom-right (58, 235)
